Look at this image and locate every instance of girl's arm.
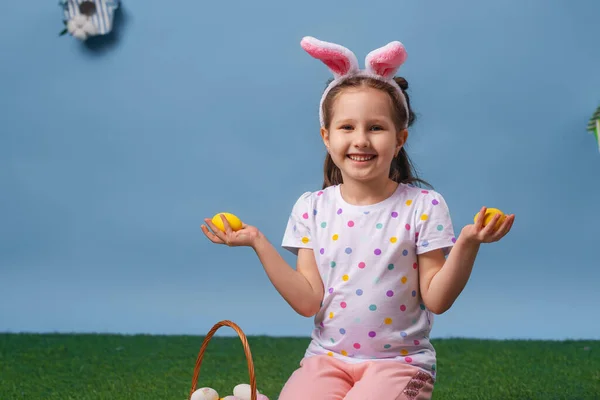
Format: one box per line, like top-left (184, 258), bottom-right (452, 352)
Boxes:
top-left (252, 233), bottom-right (324, 318)
top-left (418, 237), bottom-right (479, 314)
top-left (418, 210), bottom-right (515, 314)
top-left (202, 215), bottom-right (324, 318)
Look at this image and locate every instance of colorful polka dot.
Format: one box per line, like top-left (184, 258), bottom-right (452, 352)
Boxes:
top-left (405, 224), bottom-right (411, 230)
top-left (452, 237), bottom-right (457, 243)
top-left (341, 301), bottom-right (347, 308)
top-left (374, 249), bottom-right (382, 255)
top-left (386, 290), bottom-right (394, 297)
top-left (329, 312), bottom-right (334, 319)
top-left (421, 190), bottom-right (429, 194)
top-left (437, 224), bottom-right (444, 231)
top-left (302, 237), bottom-right (309, 244)
top-left (401, 276), bottom-right (408, 284)
top-left (302, 212), bottom-right (309, 219)
top-left (432, 364), bottom-right (436, 371)
top-left (358, 262), bottom-right (366, 269)
top-left (320, 248), bottom-right (325, 254)
top-left (341, 350), bottom-right (348, 356)
top-left (405, 200), bottom-right (412, 206)
top-left (402, 249), bottom-right (408, 256)
top-left (330, 261), bottom-right (336, 268)
top-left (373, 277), bottom-right (380, 284)
top-left (384, 318), bottom-right (392, 325)
top-left (313, 209), bottom-right (318, 215)
top-left (391, 211), bottom-right (398, 218)
top-left (347, 220), bottom-right (355, 227)
top-left (384, 344), bottom-right (391, 349)
top-left (376, 223), bottom-right (383, 229)
top-left (329, 288), bottom-right (334, 294)
top-left (422, 240), bottom-right (429, 247)
top-left (330, 338), bottom-right (335, 343)
top-left (368, 331), bottom-right (376, 338)
top-left (420, 214), bottom-right (428, 221)
top-left (369, 304), bottom-right (377, 311)
top-left (414, 340), bottom-right (420, 345)
top-left (327, 352), bottom-right (333, 356)
top-left (413, 263), bottom-right (418, 269)
top-left (420, 303), bottom-right (426, 310)
top-left (353, 343), bottom-right (361, 349)
top-left (388, 264), bottom-right (394, 270)
top-left (321, 222), bottom-right (327, 228)
top-left (400, 349), bottom-right (408, 355)
top-left (342, 274), bottom-right (349, 281)
top-left (401, 331), bottom-right (407, 337)
top-left (332, 234), bottom-right (339, 241)
top-left (412, 290), bottom-right (417, 297)
top-left (345, 247), bottom-right (352, 254)
top-left (337, 208), bottom-right (343, 215)
top-left (340, 328), bottom-right (346, 334)
top-left (356, 289), bottom-right (363, 296)
top-left (400, 305), bottom-right (406, 312)
top-left (317, 191), bottom-right (324, 196)
top-left (405, 357), bottom-right (413, 363)
top-left (432, 199), bottom-right (439, 205)
top-left (390, 236), bottom-right (397, 243)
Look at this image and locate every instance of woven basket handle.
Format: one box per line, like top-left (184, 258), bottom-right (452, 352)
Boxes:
top-left (189, 320), bottom-right (257, 400)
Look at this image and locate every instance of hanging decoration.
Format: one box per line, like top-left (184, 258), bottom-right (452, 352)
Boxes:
top-left (59, 0), bottom-right (120, 41)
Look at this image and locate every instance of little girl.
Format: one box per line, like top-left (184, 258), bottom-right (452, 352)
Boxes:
top-left (201, 37), bottom-right (514, 400)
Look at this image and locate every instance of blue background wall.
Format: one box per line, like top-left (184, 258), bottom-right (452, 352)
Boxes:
top-left (1, 0), bottom-right (599, 340)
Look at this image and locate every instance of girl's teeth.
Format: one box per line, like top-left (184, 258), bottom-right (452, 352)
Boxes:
top-left (348, 155), bottom-right (375, 161)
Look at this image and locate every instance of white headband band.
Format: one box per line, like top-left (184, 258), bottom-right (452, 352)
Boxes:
top-left (300, 36), bottom-right (410, 129)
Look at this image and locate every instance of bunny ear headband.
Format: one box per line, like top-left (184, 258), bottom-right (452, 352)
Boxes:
top-left (300, 36), bottom-right (409, 128)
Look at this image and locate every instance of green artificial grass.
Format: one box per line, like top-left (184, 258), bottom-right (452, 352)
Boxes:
top-left (0, 333), bottom-right (598, 399)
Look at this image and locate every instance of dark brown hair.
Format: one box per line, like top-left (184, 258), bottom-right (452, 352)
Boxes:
top-left (321, 76), bottom-right (431, 190)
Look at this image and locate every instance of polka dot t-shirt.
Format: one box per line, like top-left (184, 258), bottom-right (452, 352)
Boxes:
top-left (281, 183), bottom-right (456, 379)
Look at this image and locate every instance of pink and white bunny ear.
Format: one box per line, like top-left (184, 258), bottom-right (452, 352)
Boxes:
top-left (365, 41), bottom-right (407, 79)
top-left (300, 36), bottom-right (360, 79)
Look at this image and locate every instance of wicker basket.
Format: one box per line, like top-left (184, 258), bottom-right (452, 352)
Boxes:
top-left (189, 320), bottom-right (258, 400)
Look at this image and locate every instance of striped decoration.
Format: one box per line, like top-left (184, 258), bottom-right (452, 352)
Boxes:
top-left (61, 0), bottom-right (120, 36)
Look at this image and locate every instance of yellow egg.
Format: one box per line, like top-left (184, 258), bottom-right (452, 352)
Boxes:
top-left (474, 208), bottom-right (506, 230)
top-left (211, 212), bottom-right (243, 232)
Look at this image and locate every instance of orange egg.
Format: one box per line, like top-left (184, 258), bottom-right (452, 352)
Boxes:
top-left (211, 213), bottom-right (243, 232)
top-left (474, 208), bottom-right (506, 231)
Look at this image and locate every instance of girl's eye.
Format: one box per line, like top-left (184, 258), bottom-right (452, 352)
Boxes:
top-left (341, 125), bottom-right (353, 130)
top-left (370, 125), bottom-right (383, 131)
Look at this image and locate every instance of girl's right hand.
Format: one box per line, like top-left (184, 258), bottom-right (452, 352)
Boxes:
top-left (201, 214), bottom-right (261, 248)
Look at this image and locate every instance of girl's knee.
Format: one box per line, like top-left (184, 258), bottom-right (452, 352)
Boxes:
top-left (344, 363), bottom-right (434, 400)
top-left (278, 356), bottom-right (353, 400)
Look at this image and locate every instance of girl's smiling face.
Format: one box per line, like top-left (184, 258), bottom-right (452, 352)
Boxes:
top-left (321, 86), bottom-right (407, 185)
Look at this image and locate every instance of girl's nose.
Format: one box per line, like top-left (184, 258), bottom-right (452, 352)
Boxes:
top-left (353, 130), bottom-right (370, 148)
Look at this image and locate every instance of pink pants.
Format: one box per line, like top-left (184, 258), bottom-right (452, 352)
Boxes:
top-left (278, 355), bottom-right (434, 400)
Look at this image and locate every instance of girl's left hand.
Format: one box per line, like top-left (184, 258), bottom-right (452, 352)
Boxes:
top-left (461, 207), bottom-right (515, 244)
